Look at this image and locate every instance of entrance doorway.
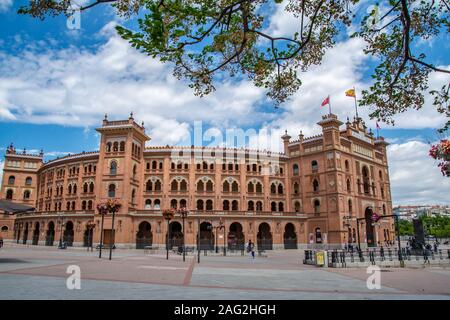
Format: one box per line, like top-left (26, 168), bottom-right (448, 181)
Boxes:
top-left (198, 222), bottom-right (214, 250)
top-left (168, 221), bottom-right (183, 249)
top-left (283, 223), bottom-right (297, 249)
top-left (63, 221), bottom-right (74, 246)
top-left (46, 221), bottom-right (55, 246)
top-left (257, 222), bottom-right (273, 250)
top-left (228, 222), bottom-right (244, 250)
top-left (32, 222), bottom-right (40, 245)
top-left (365, 207), bottom-right (376, 247)
top-left (136, 221), bottom-right (152, 249)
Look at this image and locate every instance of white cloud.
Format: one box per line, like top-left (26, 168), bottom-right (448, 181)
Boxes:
top-left (0, 29), bottom-right (268, 146)
top-left (0, 0), bottom-right (12, 13)
top-left (387, 140), bottom-right (450, 205)
top-left (0, 159), bottom-right (4, 193)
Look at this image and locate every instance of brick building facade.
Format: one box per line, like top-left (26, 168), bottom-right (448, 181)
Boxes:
top-left (1, 113), bottom-right (394, 249)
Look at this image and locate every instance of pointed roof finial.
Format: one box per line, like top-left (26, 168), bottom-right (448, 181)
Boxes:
top-left (104, 113), bottom-right (108, 120)
top-left (130, 111), bottom-right (134, 119)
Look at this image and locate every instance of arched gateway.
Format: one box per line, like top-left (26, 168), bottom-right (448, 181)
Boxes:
top-left (136, 221), bottom-right (153, 249)
top-left (198, 222), bottom-right (214, 250)
top-left (228, 222), bottom-right (245, 250)
top-left (283, 223), bottom-right (297, 249)
top-left (46, 222), bottom-right (55, 246)
top-left (257, 223), bottom-right (273, 250)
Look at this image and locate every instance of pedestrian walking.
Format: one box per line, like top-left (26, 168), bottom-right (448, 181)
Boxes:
top-left (247, 240), bottom-right (255, 259)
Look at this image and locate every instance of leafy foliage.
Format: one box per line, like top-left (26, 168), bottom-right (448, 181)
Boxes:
top-left (420, 215), bottom-right (450, 238)
top-left (18, 0), bottom-right (450, 127)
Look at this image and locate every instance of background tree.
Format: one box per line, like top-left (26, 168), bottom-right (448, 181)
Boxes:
top-left (19, 0), bottom-right (450, 131)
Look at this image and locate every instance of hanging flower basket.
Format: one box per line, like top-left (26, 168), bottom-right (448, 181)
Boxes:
top-left (97, 199), bottom-right (122, 215)
top-left (429, 139), bottom-right (450, 177)
top-left (162, 208), bottom-right (175, 220)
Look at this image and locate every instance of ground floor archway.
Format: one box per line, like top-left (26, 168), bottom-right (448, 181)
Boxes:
top-left (283, 223), bottom-right (297, 249)
top-left (83, 226), bottom-right (94, 247)
top-left (45, 221), bottom-right (55, 246)
top-left (365, 207), bottom-right (376, 247)
top-left (32, 222), bottom-right (40, 245)
top-left (63, 221), bottom-right (74, 246)
top-left (136, 221), bottom-right (153, 249)
top-left (228, 222), bottom-right (245, 250)
top-left (257, 222), bottom-right (273, 250)
top-left (22, 223), bottom-right (29, 244)
top-left (198, 221), bottom-right (214, 250)
top-left (168, 221), bottom-right (183, 249)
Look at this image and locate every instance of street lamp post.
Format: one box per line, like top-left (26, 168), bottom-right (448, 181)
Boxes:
top-left (177, 207), bottom-right (189, 262)
top-left (163, 209), bottom-right (175, 260)
top-left (213, 218), bottom-right (225, 255)
top-left (97, 206), bottom-right (107, 258)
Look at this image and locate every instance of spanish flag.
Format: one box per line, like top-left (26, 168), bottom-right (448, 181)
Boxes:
top-left (345, 88), bottom-right (356, 97)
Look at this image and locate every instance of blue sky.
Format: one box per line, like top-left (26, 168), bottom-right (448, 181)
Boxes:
top-left (0, 0), bottom-right (449, 205)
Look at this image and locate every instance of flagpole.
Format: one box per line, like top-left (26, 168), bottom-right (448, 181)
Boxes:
top-left (328, 95), bottom-right (332, 115)
top-left (353, 86), bottom-right (359, 119)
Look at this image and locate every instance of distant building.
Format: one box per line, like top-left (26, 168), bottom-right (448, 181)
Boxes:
top-left (393, 205), bottom-right (450, 221)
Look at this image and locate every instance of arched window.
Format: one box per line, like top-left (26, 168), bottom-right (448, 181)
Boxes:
top-left (177, 162), bottom-right (182, 170)
top-left (223, 200), bottom-right (230, 211)
top-left (228, 163), bottom-right (233, 171)
top-left (106, 142), bottom-right (112, 152)
top-left (23, 190), bottom-right (30, 199)
top-left (270, 183), bottom-right (276, 194)
top-left (159, 162), bottom-right (163, 170)
top-left (357, 179), bottom-right (361, 193)
top-left (66, 202), bottom-right (70, 211)
top-left (313, 179), bottom-right (319, 192)
top-left (25, 177), bottom-right (32, 185)
top-left (131, 189), bottom-right (136, 204)
top-left (248, 201), bottom-right (254, 211)
top-left (83, 183), bottom-right (88, 193)
top-left (145, 199), bottom-right (152, 209)
top-left (210, 163), bottom-right (214, 170)
top-left (152, 161), bottom-right (157, 170)
top-left (381, 187), bottom-right (385, 199)
top-left (184, 163), bottom-right (188, 170)
top-left (1, 226), bottom-right (8, 232)
top-left (155, 180), bottom-right (162, 191)
top-left (197, 180), bottom-right (204, 192)
top-left (346, 179), bottom-right (351, 192)
top-left (171, 162), bottom-right (175, 170)
top-left (293, 182), bottom-right (299, 194)
top-left (231, 181), bottom-right (238, 192)
top-left (108, 184), bottom-right (116, 198)
top-left (71, 201), bottom-right (75, 211)
top-left (8, 175), bottom-right (15, 185)
top-left (68, 184), bottom-right (72, 194)
top-left (180, 180), bottom-right (187, 191)
top-left (379, 170), bottom-right (383, 180)
top-left (154, 199), bottom-right (161, 209)
top-left (293, 164), bottom-right (299, 175)
top-left (206, 200), bottom-right (213, 211)
top-left (278, 202), bottom-right (284, 212)
top-left (294, 201), bottom-right (300, 212)
top-left (89, 182), bottom-right (94, 193)
top-left (171, 180), bottom-right (178, 191)
top-left (231, 200), bottom-right (238, 211)
top-left (255, 182), bottom-right (262, 193)
top-left (113, 141), bottom-right (119, 152)
top-left (382, 204), bottom-right (386, 215)
top-left (314, 199), bottom-right (320, 214)
top-left (206, 180), bottom-right (213, 192)
top-left (362, 166), bottom-right (370, 194)
top-left (203, 161), bottom-right (208, 170)
top-left (223, 181), bottom-right (230, 192)
top-left (345, 160), bottom-right (349, 171)
top-left (348, 199), bottom-right (353, 213)
top-left (197, 200), bottom-right (204, 210)
top-left (132, 165), bottom-right (137, 179)
top-left (256, 201), bottom-right (263, 212)
top-left (277, 184), bottom-right (284, 194)
top-left (82, 201), bottom-right (87, 210)
top-left (235, 164), bottom-right (239, 171)
top-left (180, 199), bottom-right (187, 208)
top-left (247, 182), bottom-right (254, 193)
top-left (271, 202), bottom-right (277, 212)
top-left (73, 184), bottom-right (77, 194)
top-left (252, 164), bottom-right (257, 171)
top-left (120, 141), bottom-right (125, 152)
top-left (110, 161), bottom-right (117, 175)
top-left (197, 163), bottom-right (201, 170)
top-left (311, 160), bottom-right (318, 171)
top-left (170, 199), bottom-right (177, 209)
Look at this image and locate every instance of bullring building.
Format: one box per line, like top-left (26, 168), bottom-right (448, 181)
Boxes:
top-left (0, 113), bottom-right (394, 250)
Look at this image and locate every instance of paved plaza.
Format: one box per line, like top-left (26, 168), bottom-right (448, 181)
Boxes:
top-left (0, 244), bottom-right (450, 300)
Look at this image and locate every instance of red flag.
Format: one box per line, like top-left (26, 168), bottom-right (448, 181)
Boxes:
top-left (321, 96), bottom-right (330, 107)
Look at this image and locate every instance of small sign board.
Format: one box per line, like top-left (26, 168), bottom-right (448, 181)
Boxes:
top-left (316, 251), bottom-right (325, 266)
top-left (371, 212), bottom-right (380, 222)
